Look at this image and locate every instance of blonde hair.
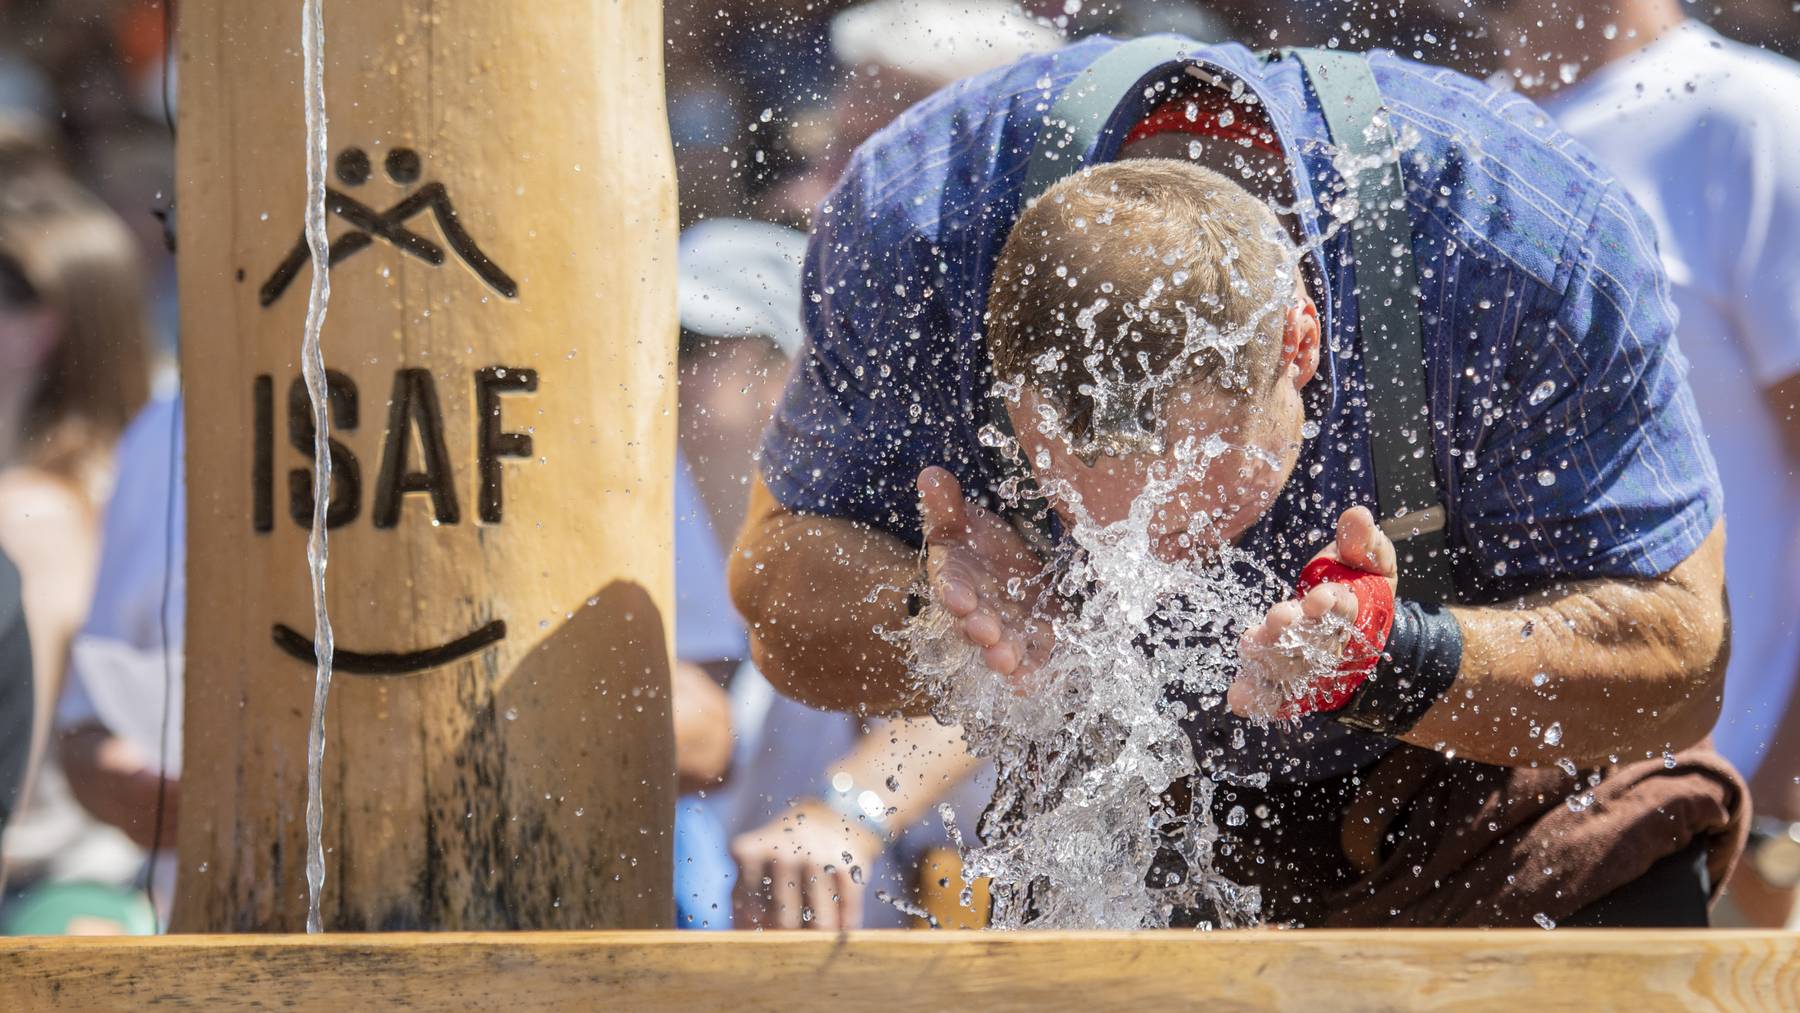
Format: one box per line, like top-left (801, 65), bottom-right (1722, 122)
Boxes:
top-left (985, 159), bottom-right (1296, 442)
top-left (1, 167), bottom-right (150, 481)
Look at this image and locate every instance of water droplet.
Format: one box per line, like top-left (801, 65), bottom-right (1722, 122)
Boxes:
top-left (1187, 140), bottom-right (1203, 160)
top-left (504, 707), bottom-right (519, 721)
top-left (1225, 805), bottom-right (1247, 827)
top-left (1300, 419), bottom-right (1320, 439)
top-left (1536, 469), bottom-right (1556, 487)
top-left (1543, 722), bottom-right (1563, 746)
top-left (1529, 380), bottom-right (1556, 406)
top-left (1534, 912), bottom-right (1556, 930)
top-left (886, 775), bottom-right (901, 792)
top-left (856, 789), bottom-right (885, 819)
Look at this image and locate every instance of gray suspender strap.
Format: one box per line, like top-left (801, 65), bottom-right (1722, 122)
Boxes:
top-left (1282, 48), bottom-right (1454, 604)
top-left (1020, 36), bottom-right (1205, 205)
top-left (1004, 41), bottom-right (1456, 602)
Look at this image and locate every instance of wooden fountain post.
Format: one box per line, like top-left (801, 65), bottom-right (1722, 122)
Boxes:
top-left (172, 0), bottom-right (677, 931)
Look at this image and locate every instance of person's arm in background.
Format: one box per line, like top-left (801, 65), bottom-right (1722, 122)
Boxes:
top-left (57, 721), bottom-right (176, 850)
top-left (730, 714), bottom-right (982, 929)
top-left (673, 659), bottom-right (734, 793)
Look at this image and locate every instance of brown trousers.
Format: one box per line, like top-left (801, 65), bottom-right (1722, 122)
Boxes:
top-left (1201, 742), bottom-right (1747, 928)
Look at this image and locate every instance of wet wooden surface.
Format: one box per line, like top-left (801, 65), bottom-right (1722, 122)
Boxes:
top-left (2, 930), bottom-right (1795, 1010)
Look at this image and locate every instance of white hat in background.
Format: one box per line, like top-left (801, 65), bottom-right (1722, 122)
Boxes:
top-left (677, 218), bottom-right (810, 358)
top-left (830, 0), bottom-right (1065, 85)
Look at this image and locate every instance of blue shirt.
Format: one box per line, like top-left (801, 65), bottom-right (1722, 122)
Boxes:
top-left (762, 38), bottom-right (1721, 778)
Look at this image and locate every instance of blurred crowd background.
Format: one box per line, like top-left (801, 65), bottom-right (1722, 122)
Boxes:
top-left (1, 0), bottom-right (1798, 936)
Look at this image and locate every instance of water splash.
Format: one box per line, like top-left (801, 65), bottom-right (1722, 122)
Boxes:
top-left (905, 430), bottom-right (1326, 929)
top-left (299, 0), bottom-right (335, 935)
top-left (899, 150), bottom-right (1388, 924)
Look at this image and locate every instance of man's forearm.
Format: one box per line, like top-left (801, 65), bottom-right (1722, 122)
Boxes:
top-left (729, 478), bottom-right (923, 715)
top-left (1400, 523), bottom-right (1727, 768)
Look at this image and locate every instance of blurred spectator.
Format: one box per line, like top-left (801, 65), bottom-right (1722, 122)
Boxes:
top-left (0, 1), bottom-right (166, 159)
top-left (1481, 0), bottom-right (1800, 926)
top-left (49, 396), bottom-right (178, 926)
top-left (670, 450), bottom-right (744, 930)
top-left (1028, 0), bottom-right (1229, 41)
top-left (763, 0), bottom-right (1063, 224)
top-left (0, 137), bottom-right (151, 920)
top-left (675, 218), bottom-right (994, 930)
top-left (677, 218), bottom-right (809, 545)
top-left (664, 0), bottom-right (851, 226)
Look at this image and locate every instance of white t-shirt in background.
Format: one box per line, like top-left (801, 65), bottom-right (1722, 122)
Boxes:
top-left (1548, 21), bottom-right (1800, 778)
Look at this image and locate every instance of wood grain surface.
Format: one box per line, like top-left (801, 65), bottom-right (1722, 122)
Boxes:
top-left (1, 930), bottom-right (1795, 1010)
top-left (174, 0), bottom-right (678, 931)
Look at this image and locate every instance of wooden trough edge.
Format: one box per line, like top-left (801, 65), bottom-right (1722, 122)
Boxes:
top-left (1, 929), bottom-right (1795, 1009)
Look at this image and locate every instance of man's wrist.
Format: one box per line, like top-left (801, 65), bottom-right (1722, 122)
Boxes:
top-left (1331, 599), bottom-right (1463, 737)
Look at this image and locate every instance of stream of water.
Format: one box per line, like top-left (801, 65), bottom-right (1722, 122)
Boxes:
top-left (299, 0), bottom-right (335, 936)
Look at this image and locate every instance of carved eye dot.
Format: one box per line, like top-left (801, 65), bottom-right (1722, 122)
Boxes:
top-left (334, 147), bottom-right (371, 186)
top-left (385, 148), bottom-right (422, 185)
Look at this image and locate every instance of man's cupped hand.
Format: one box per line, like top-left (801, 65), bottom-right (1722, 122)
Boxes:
top-left (917, 466), bottom-right (1058, 681)
top-left (1229, 505), bottom-right (1400, 721)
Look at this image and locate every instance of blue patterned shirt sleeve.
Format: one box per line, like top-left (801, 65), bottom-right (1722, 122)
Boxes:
top-left (1453, 179), bottom-right (1721, 592)
top-left (758, 157), bottom-right (954, 538)
top-left (758, 43), bottom-right (1103, 542)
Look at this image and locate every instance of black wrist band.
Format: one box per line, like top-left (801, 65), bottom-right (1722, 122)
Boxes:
top-left (1331, 599), bottom-right (1462, 738)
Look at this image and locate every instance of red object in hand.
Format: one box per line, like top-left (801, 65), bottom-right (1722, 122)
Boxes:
top-left (1277, 558), bottom-right (1396, 719)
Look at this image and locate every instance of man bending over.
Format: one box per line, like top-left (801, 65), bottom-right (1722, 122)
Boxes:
top-left (732, 38), bottom-right (1743, 927)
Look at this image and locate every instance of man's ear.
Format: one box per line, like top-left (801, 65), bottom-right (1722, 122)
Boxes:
top-left (1280, 295), bottom-right (1321, 389)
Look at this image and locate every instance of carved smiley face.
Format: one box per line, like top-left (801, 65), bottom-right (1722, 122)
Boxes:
top-left (256, 365), bottom-right (537, 674)
top-left (253, 147), bottom-right (537, 676)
